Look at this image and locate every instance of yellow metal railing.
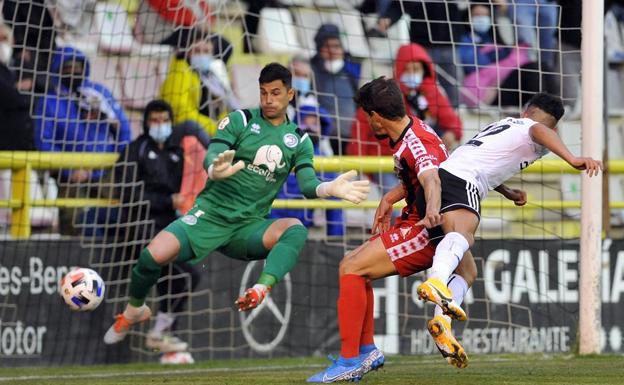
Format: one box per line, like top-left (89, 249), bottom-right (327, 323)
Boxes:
top-left (0, 151), bottom-right (620, 239)
top-left (1, 152), bottom-right (119, 238)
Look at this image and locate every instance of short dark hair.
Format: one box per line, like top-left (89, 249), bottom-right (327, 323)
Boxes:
top-left (259, 62), bottom-right (292, 88)
top-left (526, 92), bottom-right (564, 122)
top-left (143, 99), bottom-right (173, 132)
top-left (354, 77), bottom-right (406, 120)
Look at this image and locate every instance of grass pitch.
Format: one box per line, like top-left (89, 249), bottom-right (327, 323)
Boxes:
top-left (1, 354), bottom-right (623, 385)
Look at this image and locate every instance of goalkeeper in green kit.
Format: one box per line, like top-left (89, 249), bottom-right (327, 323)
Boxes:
top-left (104, 63), bottom-right (370, 344)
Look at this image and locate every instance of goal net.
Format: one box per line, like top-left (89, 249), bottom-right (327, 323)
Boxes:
top-left (0, 0), bottom-right (621, 366)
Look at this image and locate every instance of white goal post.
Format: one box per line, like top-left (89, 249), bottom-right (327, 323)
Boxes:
top-left (579, 0), bottom-right (604, 355)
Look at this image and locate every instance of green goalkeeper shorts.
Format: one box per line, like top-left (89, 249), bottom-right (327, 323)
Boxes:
top-left (164, 206), bottom-right (276, 264)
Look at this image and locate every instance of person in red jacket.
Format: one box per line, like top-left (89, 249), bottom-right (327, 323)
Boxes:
top-left (394, 43), bottom-right (463, 150)
top-left (349, 44), bottom-right (462, 158)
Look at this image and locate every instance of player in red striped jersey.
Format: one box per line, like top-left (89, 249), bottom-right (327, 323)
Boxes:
top-left (307, 78), bottom-right (474, 383)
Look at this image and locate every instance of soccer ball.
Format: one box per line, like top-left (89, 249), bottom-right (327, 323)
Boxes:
top-left (60, 268), bottom-right (105, 311)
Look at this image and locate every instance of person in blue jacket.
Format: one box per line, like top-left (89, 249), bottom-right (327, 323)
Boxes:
top-left (34, 45), bottom-right (131, 234)
top-left (270, 96), bottom-right (344, 236)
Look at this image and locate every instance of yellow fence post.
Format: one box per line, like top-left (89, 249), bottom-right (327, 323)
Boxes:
top-left (10, 163), bottom-right (31, 239)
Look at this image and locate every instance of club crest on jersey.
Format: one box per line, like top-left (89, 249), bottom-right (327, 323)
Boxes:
top-left (217, 117), bottom-right (229, 130)
top-left (181, 215), bottom-right (197, 225)
top-left (283, 133), bottom-right (298, 148)
top-left (250, 123), bottom-right (261, 134)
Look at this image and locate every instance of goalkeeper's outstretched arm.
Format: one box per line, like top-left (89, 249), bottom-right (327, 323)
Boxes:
top-left (295, 168), bottom-right (370, 204)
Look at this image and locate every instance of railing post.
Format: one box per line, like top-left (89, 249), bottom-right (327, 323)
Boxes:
top-left (10, 164), bottom-right (32, 239)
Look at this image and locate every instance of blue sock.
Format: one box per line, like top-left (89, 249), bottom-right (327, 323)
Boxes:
top-left (359, 344), bottom-right (376, 354)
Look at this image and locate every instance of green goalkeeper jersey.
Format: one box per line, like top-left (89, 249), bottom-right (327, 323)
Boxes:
top-left (195, 108), bottom-right (316, 223)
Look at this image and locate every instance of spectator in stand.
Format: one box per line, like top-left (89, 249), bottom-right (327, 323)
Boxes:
top-left (117, 100), bottom-right (202, 363)
top-left (604, 2), bottom-right (624, 111)
top-left (557, 0), bottom-right (581, 110)
top-left (458, 2), bottom-right (544, 108)
top-left (509, 0), bottom-right (558, 71)
top-left (311, 24), bottom-right (360, 156)
top-left (394, 43), bottom-right (463, 150)
top-left (161, 28), bottom-right (240, 137)
top-left (270, 95), bottom-right (344, 236)
top-left (287, 54), bottom-right (314, 120)
top-left (33, 46), bottom-right (131, 235)
top-left (135, 0), bottom-right (232, 63)
top-left (378, 1), bottom-right (465, 106)
top-left (0, 22), bottom-right (34, 151)
top-left (2, 0), bottom-right (56, 94)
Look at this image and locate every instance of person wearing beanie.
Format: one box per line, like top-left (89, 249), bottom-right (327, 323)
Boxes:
top-left (310, 23), bottom-right (361, 155)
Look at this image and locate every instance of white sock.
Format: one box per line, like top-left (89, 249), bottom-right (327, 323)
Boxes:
top-left (434, 274), bottom-right (469, 324)
top-left (253, 283), bottom-right (268, 294)
top-left (150, 312), bottom-right (175, 337)
top-left (123, 303), bottom-right (146, 321)
top-left (429, 232), bottom-right (469, 283)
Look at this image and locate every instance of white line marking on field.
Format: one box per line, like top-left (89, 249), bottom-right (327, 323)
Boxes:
top-left (0, 357), bottom-right (512, 382)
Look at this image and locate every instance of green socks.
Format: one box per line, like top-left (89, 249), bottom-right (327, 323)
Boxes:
top-left (260, 225), bottom-right (308, 286)
top-left (129, 248), bottom-right (163, 307)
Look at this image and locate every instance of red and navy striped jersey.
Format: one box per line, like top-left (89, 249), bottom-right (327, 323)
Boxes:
top-left (390, 116), bottom-right (448, 221)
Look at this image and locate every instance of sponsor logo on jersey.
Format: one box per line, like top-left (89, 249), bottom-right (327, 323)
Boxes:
top-left (247, 145), bottom-right (286, 182)
top-left (251, 123), bottom-right (261, 134)
top-left (415, 154), bottom-right (437, 165)
top-left (283, 133), bottom-right (298, 148)
top-left (217, 117), bottom-right (230, 130)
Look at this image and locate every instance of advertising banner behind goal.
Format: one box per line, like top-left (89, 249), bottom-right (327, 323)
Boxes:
top-left (1, 239), bottom-right (623, 366)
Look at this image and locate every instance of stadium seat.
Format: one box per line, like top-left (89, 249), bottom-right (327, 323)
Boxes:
top-left (291, 7), bottom-right (370, 58)
top-left (312, 0), bottom-right (360, 10)
top-left (93, 2), bottom-right (172, 56)
top-left (358, 58), bottom-right (393, 86)
top-left (362, 14), bottom-right (410, 61)
top-left (117, 55), bottom-right (171, 110)
top-left (231, 63), bottom-right (263, 108)
top-left (93, 2), bottom-right (135, 54)
top-left (256, 8), bottom-right (302, 55)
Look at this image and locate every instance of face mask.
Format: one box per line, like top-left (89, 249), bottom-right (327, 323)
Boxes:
top-left (149, 123), bottom-right (173, 144)
top-left (400, 72), bottom-right (423, 90)
top-left (472, 15), bottom-right (492, 34)
top-left (60, 74), bottom-right (84, 92)
top-left (292, 76), bottom-right (311, 95)
top-left (190, 54), bottom-right (213, 73)
top-left (0, 43), bottom-right (12, 65)
top-left (324, 59), bottom-right (344, 74)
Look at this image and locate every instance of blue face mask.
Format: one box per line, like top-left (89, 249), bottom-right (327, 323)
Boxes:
top-left (400, 72), bottom-right (423, 90)
top-left (149, 123), bottom-right (172, 144)
top-left (292, 76), bottom-right (311, 95)
top-left (472, 15), bottom-right (492, 34)
top-left (190, 54), bottom-right (213, 72)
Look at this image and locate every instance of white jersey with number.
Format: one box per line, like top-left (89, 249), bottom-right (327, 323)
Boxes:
top-left (440, 117), bottom-right (548, 199)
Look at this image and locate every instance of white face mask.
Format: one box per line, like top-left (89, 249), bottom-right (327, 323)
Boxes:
top-left (190, 54), bottom-right (213, 73)
top-left (400, 72), bottom-right (423, 90)
top-left (324, 58), bottom-right (344, 74)
top-left (0, 43), bottom-right (12, 65)
top-left (149, 123), bottom-right (173, 144)
top-left (472, 15), bottom-right (492, 34)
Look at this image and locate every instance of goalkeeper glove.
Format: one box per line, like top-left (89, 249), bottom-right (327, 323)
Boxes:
top-left (316, 170), bottom-right (370, 204)
top-left (208, 150), bottom-right (245, 180)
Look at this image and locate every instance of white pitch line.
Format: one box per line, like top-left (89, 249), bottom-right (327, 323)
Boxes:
top-left (0, 357), bottom-right (513, 382)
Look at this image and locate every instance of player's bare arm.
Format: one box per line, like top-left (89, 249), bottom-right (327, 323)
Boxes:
top-left (529, 123), bottom-right (603, 176)
top-left (494, 184), bottom-right (527, 206)
top-left (416, 168), bottom-right (443, 229)
top-left (372, 184), bottom-right (405, 234)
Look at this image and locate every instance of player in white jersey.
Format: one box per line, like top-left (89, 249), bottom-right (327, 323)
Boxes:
top-left (415, 93), bottom-right (603, 333)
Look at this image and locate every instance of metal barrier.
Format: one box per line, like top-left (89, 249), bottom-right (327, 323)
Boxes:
top-left (0, 151), bottom-right (619, 239)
